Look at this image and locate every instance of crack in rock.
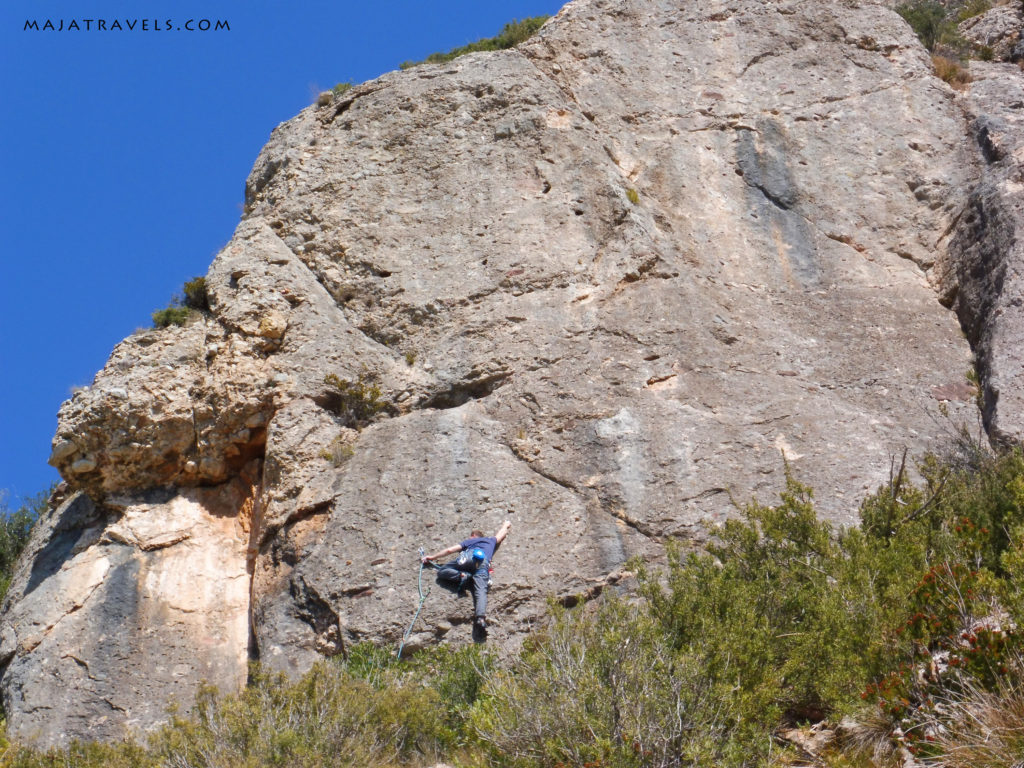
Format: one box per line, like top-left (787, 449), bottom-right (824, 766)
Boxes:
top-left (419, 372), bottom-right (512, 411)
top-left (557, 569), bottom-right (630, 608)
top-left (607, 505), bottom-right (662, 541)
top-left (507, 443), bottom-right (578, 493)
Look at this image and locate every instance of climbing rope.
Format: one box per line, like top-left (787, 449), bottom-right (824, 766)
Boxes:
top-left (397, 547), bottom-right (435, 660)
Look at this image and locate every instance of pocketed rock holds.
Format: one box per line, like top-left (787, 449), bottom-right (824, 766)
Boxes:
top-left (7, 0), bottom-right (1024, 747)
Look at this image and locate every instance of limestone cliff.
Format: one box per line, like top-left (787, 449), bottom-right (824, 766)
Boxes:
top-left (3, 0), bottom-right (1023, 747)
top-left (949, 56), bottom-right (1024, 445)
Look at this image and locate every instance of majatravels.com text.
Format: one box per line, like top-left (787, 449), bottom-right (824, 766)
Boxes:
top-left (24, 19), bottom-right (230, 32)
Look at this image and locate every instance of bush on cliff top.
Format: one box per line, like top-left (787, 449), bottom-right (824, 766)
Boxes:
top-left (399, 16), bottom-right (550, 69)
top-left (151, 276), bottom-right (209, 328)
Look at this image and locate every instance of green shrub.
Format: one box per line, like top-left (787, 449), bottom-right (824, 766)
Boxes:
top-left (148, 661), bottom-right (453, 768)
top-left (332, 82), bottom-right (352, 98)
top-left (2, 657), bottom-right (454, 767)
top-left (151, 306), bottom-right (192, 328)
top-left (182, 276), bottom-right (209, 311)
top-left (323, 372), bottom-right (386, 427)
top-left (473, 599), bottom-right (742, 768)
top-left (625, 187), bottom-right (640, 205)
top-left (408, 643), bottom-right (495, 733)
top-left (852, 448), bottom-right (1024, 754)
top-left (400, 16), bottom-right (549, 69)
top-left (635, 449), bottom-right (1024, 761)
top-left (0, 489), bottom-right (48, 602)
top-left (342, 640), bottom-right (399, 688)
top-left (897, 0), bottom-right (958, 51)
top-left (0, 740), bottom-right (154, 768)
top-left (957, 0), bottom-right (991, 22)
top-left (642, 474), bottom-right (911, 734)
top-left (152, 276), bottom-right (209, 328)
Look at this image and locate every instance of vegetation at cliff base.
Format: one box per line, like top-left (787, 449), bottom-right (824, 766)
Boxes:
top-left (399, 16), bottom-right (550, 70)
top-left (469, 445), bottom-right (1024, 766)
top-left (0, 646), bottom-right (490, 768)
top-left (5, 444), bottom-right (1024, 766)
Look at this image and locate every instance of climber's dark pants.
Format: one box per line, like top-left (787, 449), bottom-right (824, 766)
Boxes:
top-left (468, 566), bottom-right (489, 619)
top-left (435, 564), bottom-right (464, 592)
top-left (435, 563), bottom-right (490, 618)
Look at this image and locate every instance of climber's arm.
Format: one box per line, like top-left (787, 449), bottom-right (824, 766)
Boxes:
top-left (422, 543), bottom-right (460, 563)
top-left (494, 520), bottom-right (512, 544)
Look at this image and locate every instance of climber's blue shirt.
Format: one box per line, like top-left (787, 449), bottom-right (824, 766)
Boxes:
top-left (459, 536), bottom-right (498, 563)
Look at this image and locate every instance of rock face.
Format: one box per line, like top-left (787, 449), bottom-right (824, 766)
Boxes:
top-left (6, 0), bottom-right (1024, 746)
top-left (950, 61), bottom-right (1024, 445)
top-left (958, 3), bottom-right (1023, 63)
top-left (0, 478), bottom-right (255, 744)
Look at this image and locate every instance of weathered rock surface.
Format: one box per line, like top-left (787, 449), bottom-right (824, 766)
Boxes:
top-left (950, 60), bottom-right (1024, 444)
top-left (9, 0), bottom-right (1024, 746)
top-left (958, 3), bottom-right (1023, 62)
top-left (0, 473), bottom-right (256, 744)
top-left (49, 318), bottom-right (274, 497)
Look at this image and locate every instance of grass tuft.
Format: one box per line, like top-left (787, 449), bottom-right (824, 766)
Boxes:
top-left (933, 54), bottom-right (972, 87)
top-left (152, 276), bottom-right (209, 328)
top-left (400, 17), bottom-right (549, 69)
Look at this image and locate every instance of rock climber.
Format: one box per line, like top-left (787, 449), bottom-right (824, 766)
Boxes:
top-left (422, 519), bottom-right (512, 642)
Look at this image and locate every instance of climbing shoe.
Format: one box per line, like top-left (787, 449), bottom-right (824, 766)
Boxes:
top-left (472, 616), bottom-right (488, 643)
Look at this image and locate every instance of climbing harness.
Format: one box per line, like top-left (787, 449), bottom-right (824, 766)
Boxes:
top-left (397, 547), bottom-right (435, 660)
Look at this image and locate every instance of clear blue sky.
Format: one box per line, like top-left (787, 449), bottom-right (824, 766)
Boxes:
top-left (0, 0), bottom-right (565, 507)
